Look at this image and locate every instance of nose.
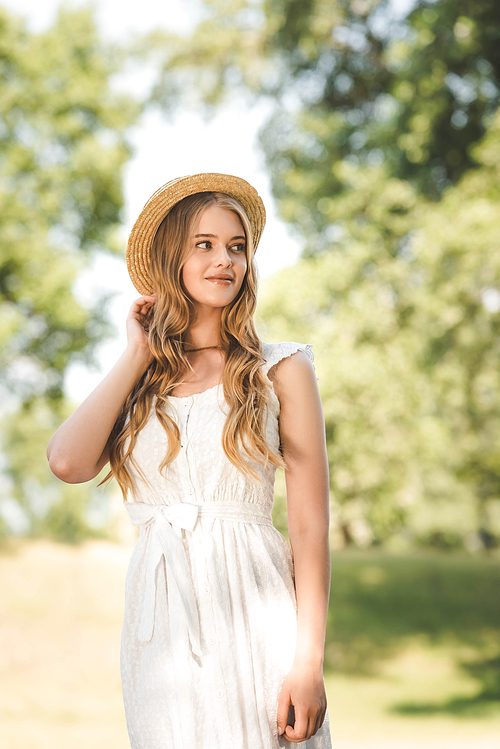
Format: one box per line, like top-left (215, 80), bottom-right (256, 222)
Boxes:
top-left (212, 241), bottom-right (232, 267)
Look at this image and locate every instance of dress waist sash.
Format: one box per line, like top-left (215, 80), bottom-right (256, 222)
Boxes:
top-left (124, 500), bottom-right (273, 656)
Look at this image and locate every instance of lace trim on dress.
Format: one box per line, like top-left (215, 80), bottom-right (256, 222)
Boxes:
top-left (261, 341), bottom-right (319, 382)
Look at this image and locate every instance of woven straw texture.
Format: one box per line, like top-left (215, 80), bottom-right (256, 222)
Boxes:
top-left (126, 173), bottom-right (266, 295)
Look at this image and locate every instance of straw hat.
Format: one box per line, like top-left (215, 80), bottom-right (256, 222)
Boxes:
top-left (126, 173), bottom-right (266, 295)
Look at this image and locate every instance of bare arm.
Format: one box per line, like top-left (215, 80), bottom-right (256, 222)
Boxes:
top-left (272, 350), bottom-right (330, 743)
top-left (46, 295), bottom-right (156, 484)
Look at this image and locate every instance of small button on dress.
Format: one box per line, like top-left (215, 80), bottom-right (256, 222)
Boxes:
top-left (120, 341), bottom-right (332, 749)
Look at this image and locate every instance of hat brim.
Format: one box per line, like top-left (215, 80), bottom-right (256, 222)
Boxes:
top-left (126, 173), bottom-right (266, 295)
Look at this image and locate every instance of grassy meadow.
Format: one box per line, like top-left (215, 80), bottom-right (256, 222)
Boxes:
top-left (0, 537), bottom-right (499, 749)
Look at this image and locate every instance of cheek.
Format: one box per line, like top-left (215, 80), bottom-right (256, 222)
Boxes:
top-left (235, 261), bottom-right (249, 291)
top-left (237, 255), bottom-right (248, 274)
top-left (180, 263), bottom-right (197, 298)
top-left (181, 258), bottom-right (197, 285)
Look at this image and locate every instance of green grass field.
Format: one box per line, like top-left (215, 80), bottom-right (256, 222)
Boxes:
top-left (0, 538), bottom-right (498, 748)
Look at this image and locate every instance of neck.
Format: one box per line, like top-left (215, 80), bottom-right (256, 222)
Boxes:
top-left (184, 307), bottom-right (222, 349)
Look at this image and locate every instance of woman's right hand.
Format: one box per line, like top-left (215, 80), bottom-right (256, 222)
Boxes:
top-left (126, 294), bottom-right (157, 365)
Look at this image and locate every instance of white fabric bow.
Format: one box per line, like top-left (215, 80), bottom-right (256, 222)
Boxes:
top-left (125, 502), bottom-right (202, 656)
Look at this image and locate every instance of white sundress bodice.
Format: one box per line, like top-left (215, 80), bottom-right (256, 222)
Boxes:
top-left (127, 341), bottom-right (317, 510)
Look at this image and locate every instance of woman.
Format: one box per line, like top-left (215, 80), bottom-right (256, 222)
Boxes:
top-left (47, 173), bottom-right (332, 749)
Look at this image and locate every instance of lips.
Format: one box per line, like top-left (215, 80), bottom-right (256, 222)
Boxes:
top-left (206, 275), bottom-right (234, 281)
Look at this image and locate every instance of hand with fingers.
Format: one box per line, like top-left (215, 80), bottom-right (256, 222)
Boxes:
top-left (126, 293), bottom-right (157, 367)
top-left (277, 662), bottom-right (327, 744)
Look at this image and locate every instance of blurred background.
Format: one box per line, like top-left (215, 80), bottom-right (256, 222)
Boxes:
top-left (1, 0), bottom-right (499, 746)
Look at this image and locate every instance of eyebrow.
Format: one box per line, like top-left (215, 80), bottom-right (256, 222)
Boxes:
top-left (194, 233), bottom-right (246, 241)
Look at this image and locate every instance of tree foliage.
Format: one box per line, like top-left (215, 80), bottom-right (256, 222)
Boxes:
top-left (258, 117), bottom-right (500, 549)
top-left (260, 0), bottom-right (500, 205)
top-left (0, 7), bottom-right (140, 539)
top-left (150, 0), bottom-right (500, 200)
top-left (0, 6), bottom-right (139, 405)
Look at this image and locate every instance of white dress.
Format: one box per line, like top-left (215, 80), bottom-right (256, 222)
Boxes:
top-left (120, 341), bottom-right (332, 749)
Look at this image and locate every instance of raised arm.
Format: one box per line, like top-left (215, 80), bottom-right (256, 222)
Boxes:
top-left (271, 350), bottom-right (330, 744)
top-left (46, 295), bottom-right (156, 484)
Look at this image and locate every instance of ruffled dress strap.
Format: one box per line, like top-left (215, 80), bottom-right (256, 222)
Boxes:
top-left (261, 341), bottom-right (319, 382)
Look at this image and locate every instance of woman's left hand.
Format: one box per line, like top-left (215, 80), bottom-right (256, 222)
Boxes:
top-left (277, 662), bottom-right (327, 743)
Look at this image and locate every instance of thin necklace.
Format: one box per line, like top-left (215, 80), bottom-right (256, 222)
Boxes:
top-left (183, 345), bottom-right (224, 353)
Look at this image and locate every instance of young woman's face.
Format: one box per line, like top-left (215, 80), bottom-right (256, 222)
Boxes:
top-left (181, 205), bottom-right (248, 312)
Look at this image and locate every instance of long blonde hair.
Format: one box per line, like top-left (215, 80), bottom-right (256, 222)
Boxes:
top-left (98, 191), bottom-right (286, 500)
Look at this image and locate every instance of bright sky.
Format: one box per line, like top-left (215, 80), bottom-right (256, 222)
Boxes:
top-left (2, 0), bottom-right (304, 400)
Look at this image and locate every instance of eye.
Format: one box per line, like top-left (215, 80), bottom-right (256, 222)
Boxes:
top-left (196, 241), bottom-right (212, 249)
top-left (231, 243), bottom-right (246, 253)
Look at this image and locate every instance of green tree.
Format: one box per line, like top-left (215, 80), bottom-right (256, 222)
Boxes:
top-left (259, 0), bottom-right (500, 210)
top-left (254, 0), bottom-right (500, 549)
top-left (0, 7), bottom-right (140, 539)
top-left (150, 0), bottom-right (500, 202)
top-left (0, 6), bottom-right (139, 405)
top-left (257, 113), bottom-right (500, 550)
